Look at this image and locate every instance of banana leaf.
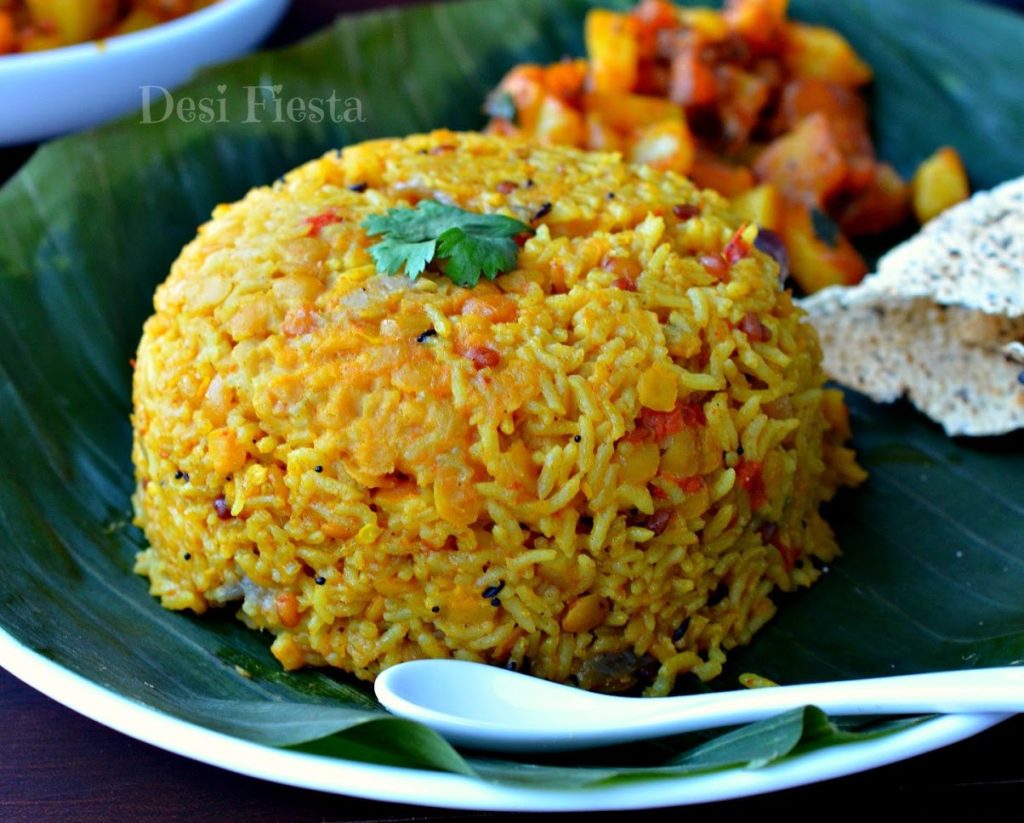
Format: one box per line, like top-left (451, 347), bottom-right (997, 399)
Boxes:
top-left (1, 0), bottom-right (1022, 792)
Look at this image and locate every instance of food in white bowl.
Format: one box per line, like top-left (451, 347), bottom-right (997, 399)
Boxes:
top-left (0, 0), bottom-right (288, 145)
top-left (1, 1), bottom-right (218, 53)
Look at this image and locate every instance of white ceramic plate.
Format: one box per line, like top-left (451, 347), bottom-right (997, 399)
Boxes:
top-left (0, 0), bottom-right (289, 146)
top-left (0, 625), bottom-right (1009, 812)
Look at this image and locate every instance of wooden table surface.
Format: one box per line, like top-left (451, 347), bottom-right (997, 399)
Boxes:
top-left (2, 1), bottom-right (1023, 820)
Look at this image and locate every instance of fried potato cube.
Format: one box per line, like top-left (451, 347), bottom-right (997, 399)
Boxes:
top-left (783, 22), bottom-right (873, 87)
top-left (836, 163), bottom-right (910, 237)
top-left (584, 112), bottom-right (624, 152)
top-left (585, 9), bottom-right (639, 93)
top-left (782, 201), bottom-right (868, 292)
top-left (776, 78), bottom-right (873, 158)
top-left (724, 0), bottom-right (789, 51)
top-left (677, 7), bottom-right (730, 41)
top-left (18, 32), bottom-right (63, 51)
top-left (491, 64), bottom-right (546, 133)
top-left (543, 59), bottom-right (589, 99)
top-left (731, 184), bottom-right (783, 231)
top-left (583, 91), bottom-right (682, 131)
top-left (629, 119), bottom-right (695, 174)
top-left (113, 8), bottom-right (162, 35)
top-left (911, 146), bottom-right (970, 223)
top-left (753, 112), bottom-right (847, 206)
top-left (690, 157), bottom-right (756, 198)
top-left (24, 0), bottom-right (117, 45)
top-left (532, 95), bottom-right (586, 146)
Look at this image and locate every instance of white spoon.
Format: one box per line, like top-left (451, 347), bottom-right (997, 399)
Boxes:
top-left (374, 659), bottom-right (1024, 752)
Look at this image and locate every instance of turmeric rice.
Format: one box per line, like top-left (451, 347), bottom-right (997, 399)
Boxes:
top-left (131, 130), bottom-right (863, 695)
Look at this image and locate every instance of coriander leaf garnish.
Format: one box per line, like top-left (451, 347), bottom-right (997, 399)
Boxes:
top-left (435, 226), bottom-right (522, 287)
top-left (365, 237), bottom-right (436, 280)
top-left (362, 200), bottom-right (531, 286)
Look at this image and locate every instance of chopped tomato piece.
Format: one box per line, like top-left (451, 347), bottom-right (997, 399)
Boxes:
top-left (736, 459), bottom-right (767, 509)
top-left (304, 210), bottom-right (342, 237)
top-left (738, 311), bottom-right (772, 342)
top-left (462, 346), bottom-right (501, 370)
top-left (678, 402), bottom-right (707, 428)
top-left (722, 223), bottom-right (751, 264)
top-left (631, 401), bottom-right (706, 442)
top-left (700, 254), bottom-right (728, 279)
top-left (672, 475), bottom-right (705, 494)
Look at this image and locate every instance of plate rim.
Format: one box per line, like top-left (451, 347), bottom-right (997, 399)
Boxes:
top-left (0, 0), bottom-right (1017, 808)
top-left (0, 625), bottom-right (1010, 812)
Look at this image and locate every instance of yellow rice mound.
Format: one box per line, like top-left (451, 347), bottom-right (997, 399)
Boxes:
top-left (132, 130), bottom-right (864, 695)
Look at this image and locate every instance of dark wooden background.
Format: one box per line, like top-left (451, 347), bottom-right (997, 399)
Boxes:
top-left (2, 1), bottom-right (1023, 820)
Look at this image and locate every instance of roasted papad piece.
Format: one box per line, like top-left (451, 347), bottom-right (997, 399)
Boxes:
top-left (802, 177), bottom-right (1024, 436)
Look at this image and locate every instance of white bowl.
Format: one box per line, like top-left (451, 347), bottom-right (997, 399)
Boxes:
top-left (0, 0), bottom-right (290, 146)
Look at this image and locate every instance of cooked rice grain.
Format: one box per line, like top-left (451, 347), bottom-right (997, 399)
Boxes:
top-left (132, 130), bottom-right (864, 695)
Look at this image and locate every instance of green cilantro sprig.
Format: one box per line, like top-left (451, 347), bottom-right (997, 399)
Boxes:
top-left (361, 201), bottom-right (532, 287)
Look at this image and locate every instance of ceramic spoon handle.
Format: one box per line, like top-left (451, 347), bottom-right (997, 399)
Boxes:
top-left (638, 666), bottom-right (1024, 734)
